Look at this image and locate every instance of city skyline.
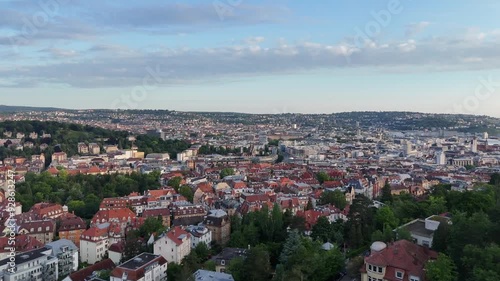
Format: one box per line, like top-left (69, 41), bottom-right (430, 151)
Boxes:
top-left (2, 0), bottom-right (500, 116)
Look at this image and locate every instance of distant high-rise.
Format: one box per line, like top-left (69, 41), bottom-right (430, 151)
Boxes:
top-left (436, 150), bottom-right (446, 165)
top-left (484, 132), bottom-right (489, 139)
top-left (471, 138), bottom-right (478, 153)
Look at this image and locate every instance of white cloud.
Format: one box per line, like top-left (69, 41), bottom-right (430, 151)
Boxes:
top-left (405, 21), bottom-right (431, 37)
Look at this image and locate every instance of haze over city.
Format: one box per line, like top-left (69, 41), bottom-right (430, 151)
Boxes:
top-left (2, 0), bottom-right (500, 116)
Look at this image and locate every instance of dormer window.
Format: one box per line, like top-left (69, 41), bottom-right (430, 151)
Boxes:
top-left (396, 271), bottom-right (404, 279)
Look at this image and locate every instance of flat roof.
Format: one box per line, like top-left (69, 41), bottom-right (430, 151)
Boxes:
top-left (119, 253), bottom-right (159, 270)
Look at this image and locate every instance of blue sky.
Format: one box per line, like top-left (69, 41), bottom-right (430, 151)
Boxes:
top-left (1, 0), bottom-right (500, 116)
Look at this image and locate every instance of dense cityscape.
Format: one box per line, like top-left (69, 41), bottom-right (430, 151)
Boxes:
top-left (3, 1), bottom-right (500, 280)
top-left (0, 107), bottom-right (498, 281)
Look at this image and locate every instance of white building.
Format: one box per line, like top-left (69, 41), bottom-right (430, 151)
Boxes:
top-left (0, 248), bottom-right (59, 281)
top-left (192, 269), bottom-right (235, 281)
top-left (80, 224), bottom-right (110, 265)
top-left (395, 215), bottom-right (451, 248)
top-left (110, 253), bottom-right (168, 281)
top-left (45, 239), bottom-right (79, 278)
top-left (154, 226), bottom-right (191, 264)
top-left (436, 150), bottom-right (446, 165)
top-left (186, 225), bottom-right (212, 249)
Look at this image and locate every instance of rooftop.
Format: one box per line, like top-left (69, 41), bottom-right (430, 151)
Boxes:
top-left (193, 269), bottom-right (235, 281)
top-left (119, 253), bottom-right (159, 270)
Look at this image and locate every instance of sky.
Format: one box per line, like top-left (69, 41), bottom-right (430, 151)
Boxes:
top-left (1, 0), bottom-right (500, 116)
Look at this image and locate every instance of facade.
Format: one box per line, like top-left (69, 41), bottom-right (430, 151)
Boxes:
top-left (0, 248), bottom-right (59, 281)
top-left (154, 226), bottom-right (191, 264)
top-left (110, 253), bottom-right (167, 281)
top-left (45, 239), bottom-right (79, 278)
top-left (360, 241), bottom-right (437, 281)
top-left (186, 225), bottom-right (212, 249)
top-left (58, 215), bottom-right (87, 246)
top-left (80, 225), bottom-right (110, 265)
top-left (204, 210), bottom-right (231, 245)
top-left (18, 219), bottom-right (56, 244)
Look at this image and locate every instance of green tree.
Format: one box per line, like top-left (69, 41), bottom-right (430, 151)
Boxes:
top-left (220, 168), bottom-right (235, 179)
top-left (425, 253), bottom-right (457, 281)
top-left (375, 206), bottom-right (399, 230)
top-left (316, 172), bottom-right (330, 184)
top-left (179, 185), bottom-right (194, 203)
top-left (311, 216), bottom-right (332, 243)
top-left (228, 257), bottom-right (245, 281)
top-left (168, 177), bottom-right (182, 191)
top-left (461, 244), bottom-right (500, 281)
top-left (138, 217), bottom-right (165, 238)
top-left (320, 190), bottom-right (347, 209)
top-left (380, 180), bottom-right (393, 203)
top-left (432, 221), bottom-right (451, 253)
top-left (244, 244), bottom-right (272, 281)
top-left (395, 226), bottom-right (412, 241)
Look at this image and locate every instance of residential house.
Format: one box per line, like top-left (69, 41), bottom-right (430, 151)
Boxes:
top-left (204, 210), bottom-right (231, 245)
top-left (108, 242), bottom-right (125, 265)
top-left (80, 224), bottom-right (110, 265)
top-left (64, 259), bottom-right (116, 281)
top-left (395, 215), bottom-right (451, 248)
top-left (58, 215), bottom-right (87, 247)
top-left (90, 208), bottom-right (136, 232)
top-left (170, 203), bottom-right (206, 226)
top-left (52, 152), bottom-right (68, 164)
top-left (192, 270), bottom-right (235, 281)
top-left (0, 247), bottom-right (59, 281)
top-left (154, 226), bottom-right (191, 264)
top-left (18, 219), bottom-right (56, 244)
top-left (45, 239), bottom-right (79, 278)
top-left (89, 143), bottom-right (101, 155)
top-left (360, 240), bottom-right (437, 281)
top-left (78, 143), bottom-right (89, 154)
top-left (30, 202), bottom-right (66, 219)
top-left (110, 253), bottom-right (168, 281)
top-left (186, 225), bottom-right (212, 249)
top-left (142, 207), bottom-right (171, 228)
top-left (0, 234), bottom-right (44, 260)
top-left (210, 248), bottom-right (247, 273)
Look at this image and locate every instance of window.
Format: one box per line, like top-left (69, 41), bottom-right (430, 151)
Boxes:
top-left (378, 267), bottom-right (382, 273)
top-left (410, 277), bottom-right (420, 281)
top-left (396, 271), bottom-right (404, 279)
top-left (368, 264), bottom-right (372, 271)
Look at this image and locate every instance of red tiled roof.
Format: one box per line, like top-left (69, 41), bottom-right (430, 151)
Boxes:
top-left (365, 240), bottom-right (437, 281)
top-left (69, 259), bottom-right (116, 281)
top-left (166, 226), bottom-right (190, 246)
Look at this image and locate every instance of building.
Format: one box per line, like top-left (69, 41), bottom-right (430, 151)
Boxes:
top-left (154, 226), bottom-right (191, 264)
top-left (52, 152), bottom-right (68, 164)
top-left (395, 215), bottom-right (451, 248)
top-left (110, 253), bottom-right (168, 281)
top-left (64, 259), bottom-right (116, 281)
top-left (360, 240), bottom-right (437, 281)
top-left (186, 225), bottom-right (212, 249)
top-left (58, 215), bottom-right (87, 246)
top-left (210, 248), bottom-right (247, 273)
top-left (45, 239), bottom-right (79, 278)
top-left (0, 248), bottom-right (59, 281)
top-left (192, 269), bottom-right (235, 281)
top-left (30, 202), bottom-right (66, 219)
top-left (0, 234), bottom-right (44, 260)
top-left (18, 219), bottom-right (57, 244)
top-left (108, 242), bottom-right (125, 265)
top-left (204, 210), bottom-right (231, 245)
top-left (89, 143), bottom-right (101, 155)
top-left (78, 143), bottom-right (89, 154)
top-left (80, 224), bottom-right (110, 265)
